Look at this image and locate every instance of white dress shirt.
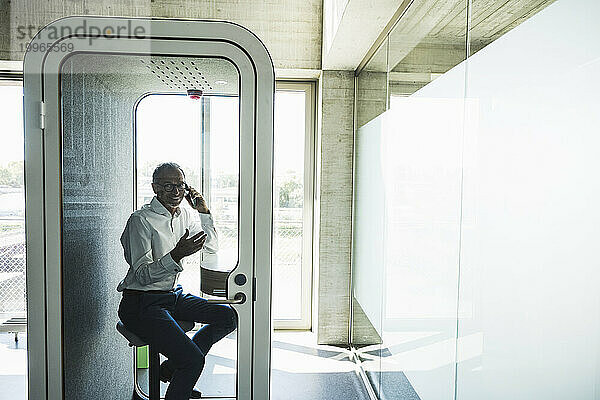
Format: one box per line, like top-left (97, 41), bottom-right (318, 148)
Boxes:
top-left (117, 196), bottom-right (218, 292)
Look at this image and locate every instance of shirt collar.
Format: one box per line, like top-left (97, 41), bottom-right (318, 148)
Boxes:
top-left (150, 196), bottom-right (181, 217)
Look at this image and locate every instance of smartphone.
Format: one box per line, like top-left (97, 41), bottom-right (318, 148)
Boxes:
top-left (184, 184), bottom-right (200, 208)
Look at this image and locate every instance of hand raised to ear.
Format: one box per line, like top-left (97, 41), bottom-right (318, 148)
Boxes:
top-left (185, 186), bottom-right (210, 214)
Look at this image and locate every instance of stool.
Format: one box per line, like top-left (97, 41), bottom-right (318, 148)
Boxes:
top-left (117, 319), bottom-right (195, 400)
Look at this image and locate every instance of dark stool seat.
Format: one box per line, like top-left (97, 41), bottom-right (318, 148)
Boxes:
top-left (117, 319), bottom-right (195, 399)
top-left (117, 320), bottom-right (195, 347)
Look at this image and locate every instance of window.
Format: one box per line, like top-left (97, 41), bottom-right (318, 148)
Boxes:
top-left (135, 82), bottom-right (316, 330)
top-left (0, 83), bottom-right (26, 316)
top-left (272, 82), bottom-right (315, 329)
top-left (136, 93), bottom-right (240, 294)
top-left (0, 76), bottom-right (26, 400)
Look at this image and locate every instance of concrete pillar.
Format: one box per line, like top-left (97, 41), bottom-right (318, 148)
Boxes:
top-left (316, 70), bottom-right (354, 345)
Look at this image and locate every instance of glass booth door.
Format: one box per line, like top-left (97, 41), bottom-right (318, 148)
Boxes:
top-left (23, 17), bottom-right (274, 400)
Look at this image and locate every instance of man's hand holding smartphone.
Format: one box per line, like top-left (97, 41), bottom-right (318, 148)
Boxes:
top-left (185, 184), bottom-right (210, 214)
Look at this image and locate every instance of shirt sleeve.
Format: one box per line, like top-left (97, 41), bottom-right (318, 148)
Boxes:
top-left (189, 212), bottom-right (219, 254)
top-left (120, 214), bottom-right (183, 286)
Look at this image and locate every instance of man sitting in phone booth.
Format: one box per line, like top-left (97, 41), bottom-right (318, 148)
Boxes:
top-left (116, 162), bottom-right (237, 400)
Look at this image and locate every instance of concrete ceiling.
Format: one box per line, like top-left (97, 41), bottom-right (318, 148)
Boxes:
top-left (322, 0), bottom-right (407, 70)
top-left (387, 0), bottom-right (557, 76)
top-left (327, 0), bottom-right (556, 74)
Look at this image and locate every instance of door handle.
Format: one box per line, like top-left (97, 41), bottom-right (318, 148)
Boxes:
top-left (205, 292), bottom-right (246, 305)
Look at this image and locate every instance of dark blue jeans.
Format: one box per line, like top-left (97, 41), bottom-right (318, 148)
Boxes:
top-left (118, 285), bottom-right (237, 400)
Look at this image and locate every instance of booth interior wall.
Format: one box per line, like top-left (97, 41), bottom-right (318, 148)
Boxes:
top-left (60, 57), bottom-right (135, 400)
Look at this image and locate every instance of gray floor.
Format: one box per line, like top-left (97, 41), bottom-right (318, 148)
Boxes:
top-left (133, 331), bottom-right (372, 400)
top-left (0, 330), bottom-right (426, 400)
top-left (356, 340), bottom-right (424, 400)
top-left (366, 371), bottom-right (421, 400)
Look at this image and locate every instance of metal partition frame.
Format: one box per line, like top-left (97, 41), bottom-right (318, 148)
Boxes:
top-left (23, 17), bottom-right (274, 400)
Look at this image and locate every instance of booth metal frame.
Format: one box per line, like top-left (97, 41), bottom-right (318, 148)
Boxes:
top-left (24, 17), bottom-right (274, 400)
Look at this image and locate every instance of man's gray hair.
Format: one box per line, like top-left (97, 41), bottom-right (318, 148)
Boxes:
top-left (152, 162), bottom-right (186, 182)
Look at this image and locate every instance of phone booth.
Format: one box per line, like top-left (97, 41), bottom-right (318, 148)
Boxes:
top-left (23, 17), bottom-right (274, 400)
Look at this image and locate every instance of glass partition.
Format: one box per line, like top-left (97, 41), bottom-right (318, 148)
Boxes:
top-left (387, 0), bottom-right (467, 99)
top-left (468, 0), bottom-right (557, 57)
top-left (457, 1), bottom-right (598, 399)
top-left (382, 3), bottom-right (468, 399)
top-left (353, 1), bottom-right (600, 400)
top-left (353, 1), bottom-right (468, 399)
top-left (356, 37), bottom-right (388, 128)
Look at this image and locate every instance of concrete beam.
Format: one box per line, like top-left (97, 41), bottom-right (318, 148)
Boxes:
top-left (5, 0), bottom-right (322, 71)
top-left (322, 0), bottom-right (402, 70)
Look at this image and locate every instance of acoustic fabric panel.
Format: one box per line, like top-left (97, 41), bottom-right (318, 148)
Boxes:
top-left (61, 54), bottom-right (135, 400)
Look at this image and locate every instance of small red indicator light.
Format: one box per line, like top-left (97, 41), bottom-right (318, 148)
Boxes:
top-left (187, 89), bottom-right (203, 100)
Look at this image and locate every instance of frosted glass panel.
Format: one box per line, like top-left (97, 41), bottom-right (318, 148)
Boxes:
top-left (353, 116), bottom-right (385, 337)
top-left (353, 59), bottom-right (466, 398)
top-left (352, 115), bottom-right (385, 394)
top-left (384, 78), bottom-right (465, 400)
top-left (353, 0), bottom-right (600, 399)
top-left (457, 0), bottom-right (600, 398)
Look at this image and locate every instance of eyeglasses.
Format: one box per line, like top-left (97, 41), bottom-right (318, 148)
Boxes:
top-left (154, 182), bottom-right (188, 193)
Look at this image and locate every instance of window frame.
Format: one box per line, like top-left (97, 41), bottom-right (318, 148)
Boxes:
top-left (273, 81), bottom-right (316, 331)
